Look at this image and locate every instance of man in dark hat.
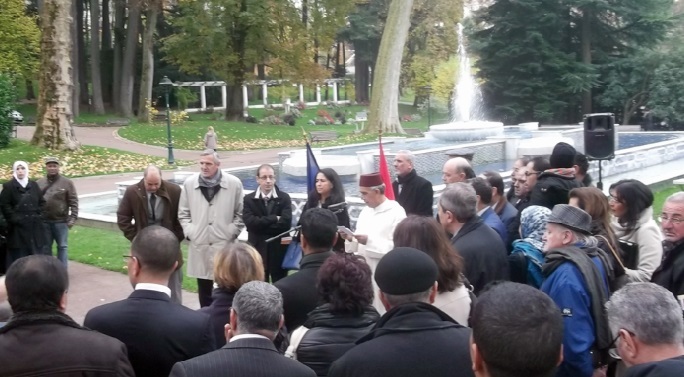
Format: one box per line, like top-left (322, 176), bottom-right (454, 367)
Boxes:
top-left (529, 142), bottom-right (582, 209)
top-left (328, 247), bottom-right (473, 377)
top-left (345, 172), bottom-right (406, 313)
top-left (36, 156), bottom-right (79, 268)
top-left (541, 204), bottom-right (612, 377)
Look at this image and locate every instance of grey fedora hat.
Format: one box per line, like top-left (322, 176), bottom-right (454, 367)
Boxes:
top-left (547, 204), bottom-right (592, 235)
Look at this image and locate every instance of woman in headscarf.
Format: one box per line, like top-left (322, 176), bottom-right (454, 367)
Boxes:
top-left (509, 205), bottom-right (552, 288)
top-left (0, 161), bottom-right (46, 268)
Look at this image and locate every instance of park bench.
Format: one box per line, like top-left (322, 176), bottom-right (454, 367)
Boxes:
top-left (310, 130), bottom-right (339, 143)
top-left (105, 118), bottom-right (131, 126)
top-left (404, 128), bottom-right (424, 137)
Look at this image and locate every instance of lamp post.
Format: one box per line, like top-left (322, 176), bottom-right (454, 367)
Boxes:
top-left (159, 76), bottom-right (175, 165)
top-left (422, 85), bottom-right (432, 128)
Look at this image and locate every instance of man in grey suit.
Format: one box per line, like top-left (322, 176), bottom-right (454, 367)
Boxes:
top-left (169, 281), bottom-right (316, 377)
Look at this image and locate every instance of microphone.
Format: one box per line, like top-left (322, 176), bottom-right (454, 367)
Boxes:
top-left (327, 202), bottom-right (347, 211)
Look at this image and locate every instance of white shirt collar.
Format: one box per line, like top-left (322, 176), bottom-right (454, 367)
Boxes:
top-left (230, 334), bottom-right (271, 343)
top-left (135, 283), bottom-right (171, 297)
top-left (255, 187), bottom-right (278, 200)
top-left (477, 206), bottom-right (490, 217)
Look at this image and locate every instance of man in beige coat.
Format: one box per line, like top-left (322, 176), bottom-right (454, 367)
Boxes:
top-left (179, 150), bottom-right (244, 307)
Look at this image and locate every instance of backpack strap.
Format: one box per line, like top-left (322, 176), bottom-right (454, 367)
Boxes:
top-left (284, 326), bottom-right (310, 360)
top-left (596, 235), bottom-right (626, 270)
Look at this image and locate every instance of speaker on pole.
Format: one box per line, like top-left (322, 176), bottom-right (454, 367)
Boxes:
top-left (584, 113), bottom-right (615, 160)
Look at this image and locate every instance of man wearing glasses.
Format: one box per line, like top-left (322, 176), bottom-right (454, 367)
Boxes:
top-left (243, 164), bottom-right (293, 283)
top-left (606, 282), bottom-right (684, 376)
top-left (651, 192), bottom-right (684, 301)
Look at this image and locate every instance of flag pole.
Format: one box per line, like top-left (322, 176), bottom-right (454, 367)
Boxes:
top-left (300, 126), bottom-right (310, 144)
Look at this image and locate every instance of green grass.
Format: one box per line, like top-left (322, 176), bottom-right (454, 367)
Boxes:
top-left (69, 226), bottom-right (197, 292)
top-left (0, 140), bottom-right (192, 182)
top-left (653, 185), bottom-right (683, 218)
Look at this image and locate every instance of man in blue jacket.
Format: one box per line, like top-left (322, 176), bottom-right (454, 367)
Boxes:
top-left (470, 177), bottom-right (507, 243)
top-left (541, 205), bottom-right (612, 377)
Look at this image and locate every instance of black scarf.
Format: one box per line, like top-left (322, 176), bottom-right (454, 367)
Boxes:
top-left (396, 169), bottom-right (417, 185)
top-left (542, 246), bottom-right (612, 351)
top-left (0, 310), bottom-right (83, 335)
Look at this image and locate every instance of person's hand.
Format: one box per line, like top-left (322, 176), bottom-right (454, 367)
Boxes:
top-left (67, 222), bottom-right (75, 229)
top-left (354, 234), bottom-right (368, 245)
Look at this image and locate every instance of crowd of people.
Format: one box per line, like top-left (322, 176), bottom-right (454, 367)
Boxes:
top-left (1, 144), bottom-right (684, 377)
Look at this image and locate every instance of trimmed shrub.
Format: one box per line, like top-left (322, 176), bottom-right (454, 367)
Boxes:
top-left (0, 74), bottom-right (17, 148)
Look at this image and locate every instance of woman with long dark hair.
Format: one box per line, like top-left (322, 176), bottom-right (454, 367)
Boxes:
top-left (285, 253), bottom-right (379, 376)
top-left (301, 168), bottom-right (350, 252)
top-left (569, 187), bottom-right (624, 287)
top-left (392, 215), bottom-right (470, 325)
top-left (608, 179), bottom-right (662, 283)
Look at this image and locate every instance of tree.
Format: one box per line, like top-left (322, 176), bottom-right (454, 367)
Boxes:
top-left (0, 0), bottom-right (40, 79)
top-left (137, 0), bottom-right (161, 122)
top-left (32, 0), bottom-right (81, 150)
top-left (648, 39), bottom-right (684, 125)
top-left (365, 0), bottom-right (414, 134)
top-left (90, 0), bottom-right (105, 114)
top-left (119, 0), bottom-right (141, 117)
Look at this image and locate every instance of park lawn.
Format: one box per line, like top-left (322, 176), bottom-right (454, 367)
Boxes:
top-left (118, 104), bottom-right (451, 151)
top-left (69, 226), bottom-right (197, 292)
top-left (653, 184), bottom-right (683, 218)
top-left (0, 140), bottom-right (192, 181)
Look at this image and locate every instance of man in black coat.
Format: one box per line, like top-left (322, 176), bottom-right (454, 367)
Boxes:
top-left (84, 226), bottom-right (215, 377)
top-left (328, 247), bottom-right (474, 377)
top-left (651, 192), bottom-right (684, 297)
top-left (170, 281), bottom-right (315, 377)
top-left (243, 164), bottom-right (293, 283)
top-left (0, 255), bottom-right (134, 376)
top-left (392, 150), bottom-right (434, 217)
top-left (529, 142), bottom-right (581, 209)
top-left (275, 208), bottom-right (336, 332)
top-left (438, 183), bottom-right (509, 294)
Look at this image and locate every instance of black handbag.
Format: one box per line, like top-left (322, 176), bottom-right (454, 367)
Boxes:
top-left (617, 239), bottom-right (639, 270)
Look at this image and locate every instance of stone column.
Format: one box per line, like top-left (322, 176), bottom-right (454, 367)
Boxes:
top-left (242, 85), bottom-right (249, 111)
top-left (316, 84), bottom-right (321, 104)
top-left (298, 84), bottom-right (304, 103)
top-left (262, 83), bottom-right (268, 106)
top-left (332, 81), bottom-right (338, 103)
top-left (221, 86), bottom-right (227, 108)
top-left (200, 86), bottom-right (207, 110)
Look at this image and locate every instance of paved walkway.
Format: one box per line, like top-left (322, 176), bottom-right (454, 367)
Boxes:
top-left (14, 125), bottom-right (295, 323)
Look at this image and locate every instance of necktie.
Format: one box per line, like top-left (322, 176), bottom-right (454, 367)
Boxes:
top-left (150, 193), bottom-right (156, 222)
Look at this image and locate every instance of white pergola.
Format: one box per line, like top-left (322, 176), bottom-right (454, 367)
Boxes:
top-left (174, 78), bottom-right (350, 112)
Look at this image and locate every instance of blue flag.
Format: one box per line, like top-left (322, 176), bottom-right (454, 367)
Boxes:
top-left (306, 142), bottom-right (320, 193)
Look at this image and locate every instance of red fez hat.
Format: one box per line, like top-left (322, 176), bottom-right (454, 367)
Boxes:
top-left (359, 172), bottom-right (383, 187)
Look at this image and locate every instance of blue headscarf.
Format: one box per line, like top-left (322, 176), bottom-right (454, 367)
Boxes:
top-left (520, 205), bottom-right (552, 250)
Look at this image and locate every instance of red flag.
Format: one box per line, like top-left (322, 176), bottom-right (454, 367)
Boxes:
top-left (378, 135), bottom-right (395, 200)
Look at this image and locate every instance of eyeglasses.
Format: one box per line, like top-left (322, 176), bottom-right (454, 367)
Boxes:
top-left (258, 175), bottom-right (276, 181)
top-left (525, 171), bottom-right (541, 177)
top-left (608, 195), bottom-right (621, 203)
top-left (660, 215), bottom-right (684, 224)
top-left (123, 255), bottom-right (139, 264)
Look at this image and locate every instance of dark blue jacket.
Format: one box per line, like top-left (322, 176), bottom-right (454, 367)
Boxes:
top-left (481, 207), bottom-right (507, 244)
top-left (541, 256), bottom-right (609, 377)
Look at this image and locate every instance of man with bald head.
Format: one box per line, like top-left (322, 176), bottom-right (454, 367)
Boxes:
top-left (117, 164), bottom-right (185, 303)
top-left (442, 157), bottom-right (475, 184)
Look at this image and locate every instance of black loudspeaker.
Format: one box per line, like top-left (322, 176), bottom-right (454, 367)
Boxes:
top-left (584, 113), bottom-right (615, 160)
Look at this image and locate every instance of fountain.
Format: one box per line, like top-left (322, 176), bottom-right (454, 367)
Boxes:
top-left (428, 21), bottom-right (505, 142)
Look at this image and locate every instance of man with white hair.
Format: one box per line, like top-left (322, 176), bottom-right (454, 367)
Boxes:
top-left (392, 150), bottom-right (434, 216)
top-left (606, 282), bottom-right (684, 376)
top-left (651, 192), bottom-right (684, 299)
top-left (347, 173), bottom-right (406, 312)
top-left (541, 204), bottom-right (612, 377)
top-left (442, 157), bottom-right (475, 184)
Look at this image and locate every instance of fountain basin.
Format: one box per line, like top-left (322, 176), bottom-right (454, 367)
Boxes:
top-left (428, 121), bottom-right (505, 142)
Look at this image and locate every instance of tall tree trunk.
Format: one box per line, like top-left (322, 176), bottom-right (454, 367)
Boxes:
top-left (223, 0), bottom-right (248, 121)
top-left (366, 0), bottom-right (413, 134)
top-left (25, 79), bottom-right (36, 100)
top-left (137, 4), bottom-right (159, 122)
top-left (112, 0), bottom-right (125, 112)
top-left (90, 0), bottom-right (105, 114)
top-left (33, 0), bottom-right (81, 150)
top-left (581, 7), bottom-right (592, 115)
top-left (118, 0), bottom-right (141, 117)
top-left (355, 57), bottom-right (370, 103)
top-left (102, 0), bottom-right (111, 48)
top-left (77, 0), bottom-right (88, 107)
top-left (71, 0), bottom-right (80, 117)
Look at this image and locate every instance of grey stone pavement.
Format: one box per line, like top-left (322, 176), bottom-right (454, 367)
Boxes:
top-left (16, 125), bottom-right (292, 324)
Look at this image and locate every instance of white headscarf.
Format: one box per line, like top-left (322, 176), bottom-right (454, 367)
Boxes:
top-left (12, 161), bottom-right (29, 188)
